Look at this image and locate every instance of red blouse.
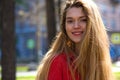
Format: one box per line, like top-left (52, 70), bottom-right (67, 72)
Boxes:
top-left (48, 52), bottom-right (80, 80)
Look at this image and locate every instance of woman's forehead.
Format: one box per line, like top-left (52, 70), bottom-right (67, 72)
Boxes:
top-left (66, 7), bottom-right (86, 18)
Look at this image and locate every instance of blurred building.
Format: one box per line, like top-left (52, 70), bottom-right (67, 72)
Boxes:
top-left (94, 0), bottom-right (120, 61)
top-left (14, 0), bottom-right (48, 63)
top-left (15, 0), bottom-right (38, 63)
top-left (94, 0), bottom-right (120, 31)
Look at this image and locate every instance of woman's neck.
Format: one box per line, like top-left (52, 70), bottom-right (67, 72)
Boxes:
top-left (75, 43), bottom-right (80, 55)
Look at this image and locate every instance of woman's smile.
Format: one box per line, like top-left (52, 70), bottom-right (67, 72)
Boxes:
top-left (65, 7), bottom-right (87, 43)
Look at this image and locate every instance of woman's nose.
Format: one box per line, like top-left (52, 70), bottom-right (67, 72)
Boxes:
top-left (74, 21), bottom-right (80, 28)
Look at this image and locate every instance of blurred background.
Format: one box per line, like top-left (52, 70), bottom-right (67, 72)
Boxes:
top-left (0, 0), bottom-right (120, 80)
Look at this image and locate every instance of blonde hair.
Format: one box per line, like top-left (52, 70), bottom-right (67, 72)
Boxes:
top-left (36, 0), bottom-right (114, 80)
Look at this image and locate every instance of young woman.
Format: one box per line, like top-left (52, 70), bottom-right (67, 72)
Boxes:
top-left (36, 0), bottom-right (114, 80)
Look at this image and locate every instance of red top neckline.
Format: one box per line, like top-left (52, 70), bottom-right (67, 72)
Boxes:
top-left (48, 52), bottom-right (80, 80)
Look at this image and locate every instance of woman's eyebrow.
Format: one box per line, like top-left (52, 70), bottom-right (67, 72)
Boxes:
top-left (66, 16), bottom-right (86, 19)
top-left (79, 16), bottom-right (87, 19)
top-left (66, 17), bottom-right (73, 20)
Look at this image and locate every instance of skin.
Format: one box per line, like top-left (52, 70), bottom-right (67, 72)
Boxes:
top-left (65, 7), bottom-right (87, 44)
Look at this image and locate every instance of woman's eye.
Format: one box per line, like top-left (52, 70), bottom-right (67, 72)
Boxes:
top-left (66, 20), bottom-right (73, 23)
top-left (81, 19), bottom-right (87, 22)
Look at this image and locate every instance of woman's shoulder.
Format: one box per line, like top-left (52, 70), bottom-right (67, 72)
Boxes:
top-left (49, 52), bottom-right (68, 73)
top-left (52, 52), bottom-right (67, 63)
top-left (48, 52), bottom-right (69, 80)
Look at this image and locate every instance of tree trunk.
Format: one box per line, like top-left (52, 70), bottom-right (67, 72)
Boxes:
top-left (58, 0), bottom-right (61, 20)
top-left (1, 0), bottom-right (16, 80)
top-left (0, 0), bottom-right (1, 35)
top-left (45, 0), bottom-right (56, 49)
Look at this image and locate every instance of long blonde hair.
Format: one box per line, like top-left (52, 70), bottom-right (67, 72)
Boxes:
top-left (36, 0), bottom-right (114, 80)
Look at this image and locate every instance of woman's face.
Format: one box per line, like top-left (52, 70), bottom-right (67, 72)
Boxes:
top-left (65, 7), bottom-right (87, 43)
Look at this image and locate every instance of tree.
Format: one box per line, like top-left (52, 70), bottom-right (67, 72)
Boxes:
top-left (58, 0), bottom-right (61, 20)
top-left (1, 0), bottom-right (16, 80)
top-left (45, 0), bottom-right (56, 49)
top-left (0, 0), bottom-right (2, 35)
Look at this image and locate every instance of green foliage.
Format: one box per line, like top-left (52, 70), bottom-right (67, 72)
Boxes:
top-left (0, 66), bottom-right (120, 80)
top-left (15, 73), bottom-right (120, 80)
top-left (16, 72), bottom-right (120, 80)
top-left (16, 0), bottom-right (24, 5)
top-left (15, 0), bottom-right (29, 11)
top-left (0, 72), bottom-right (120, 80)
top-left (16, 66), bottom-right (29, 72)
top-left (17, 76), bottom-right (35, 80)
top-left (0, 66), bottom-right (29, 72)
top-left (114, 72), bottom-right (120, 80)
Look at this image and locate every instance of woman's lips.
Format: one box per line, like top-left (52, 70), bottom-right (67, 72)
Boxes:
top-left (72, 31), bottom-right (83, 36)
